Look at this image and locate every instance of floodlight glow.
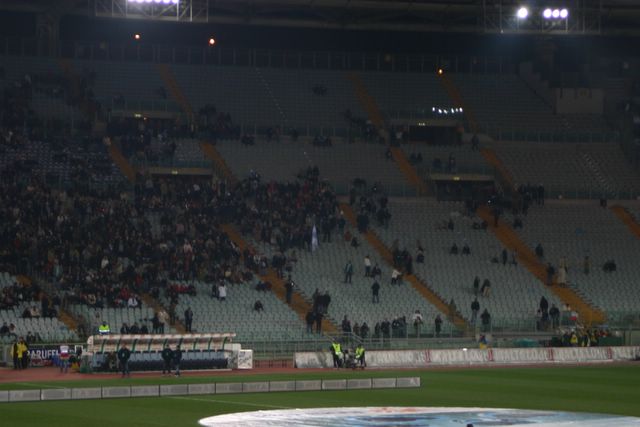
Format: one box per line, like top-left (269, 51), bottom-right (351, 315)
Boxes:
top-left (543, 8), bottom-right (552, 18)
top-left (208, 38), bottom-right (216, 46)
top-left (432, 107), bottom-right (436, 112)
top-left (517, 7), bottom-right (529, 19)
top-left (552, 9), bottom-right (560, 18)
top-left (438, 109), bottom-right (442, 114)
top-left (560, 8), bottom-right (568, 18)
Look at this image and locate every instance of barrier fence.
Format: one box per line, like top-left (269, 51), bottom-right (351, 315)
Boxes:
top-left (295, 346), bottom-right (640, 368)
top-left (0, 376), bottom-right (420, 403)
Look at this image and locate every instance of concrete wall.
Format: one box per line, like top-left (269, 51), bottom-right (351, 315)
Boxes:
top-left (0, 377), bottom-right (419, 403)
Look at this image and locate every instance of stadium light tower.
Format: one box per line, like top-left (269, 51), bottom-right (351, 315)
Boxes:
top-left (517, 7), bottom-right (529, 19)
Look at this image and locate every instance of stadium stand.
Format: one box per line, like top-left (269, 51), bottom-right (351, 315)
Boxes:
top-left (510, 201), bottom-right (640, 315)
top-left (454, 73), bottom-right (611, 137)
top-left (0, 272), bottom-right (77, 343)
top-left (488, 141), bottom-right (640, 197)
top-left (370, 199), bottom-right (565, 329)
top-left (216, 139), bottom-right (413, 195)
top-left (158, 280), bottom-right (310, 340)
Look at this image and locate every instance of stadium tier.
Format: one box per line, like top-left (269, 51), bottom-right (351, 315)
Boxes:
top-left (509, 201), bottom-right (640, 315)
top-left (216, 139), bottom-right (412, 195)
top-left (370, 199), bottom-right (564, 329)
top-left (489, 141), bottom-right (640, 197)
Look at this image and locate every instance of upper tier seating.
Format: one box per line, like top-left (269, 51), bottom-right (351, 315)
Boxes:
top-left (216, 139), bottom-right (411, 195)
top-left (489, 141), bottom-right (640, 197)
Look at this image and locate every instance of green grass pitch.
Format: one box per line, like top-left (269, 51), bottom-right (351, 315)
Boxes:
top-left (2, 365), bottom-right (640, 426)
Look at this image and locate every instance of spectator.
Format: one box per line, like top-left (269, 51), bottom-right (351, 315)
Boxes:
top-left (471, 298), bottom-right (480, 325)
top-left (391, 268), bottom-right (401, 285)
top-left (434, 315), bottom-right (443, 337)
top-left (364, 255), bottom-right (372, 277)
top-left (481, 309), bottom-right (491, 332)
top-left (344, 261), bottom-right (353, 283)
top-left (412, 310), bottom-right (424, 336)
top-left (371, 280), bottom-right (380, 303)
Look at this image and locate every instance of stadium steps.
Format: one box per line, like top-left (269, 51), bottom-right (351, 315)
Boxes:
top-left (107, 144), bottom-right (136, 182)
top-left (480, 147), bottom-right (516, 192)
top-left (200, 141), bottom-right (237, 185)
top-left (140, 293), bottom-right (187, 334)
top-left (610, 205), bottom-right (640, 240)
top-left (476, 205), bottom-right (606, 325)
top-left (390, 147), bottom-right (429, 196)
top-left (220, 224), bottom-right (339, 334)
top-left (345, 71), bottom-right (386, 132)
top-left (437, 72), bottom-right (479, 133)
top-left (156, 63), bottom-right (194, 116)
top-left (339, 203), bottom-right (468, 329)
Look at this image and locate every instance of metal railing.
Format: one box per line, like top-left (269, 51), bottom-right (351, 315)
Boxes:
top-left (480, 125), bottom-right (619, 144)
top-left (0, 36), bottom-right (518, 75)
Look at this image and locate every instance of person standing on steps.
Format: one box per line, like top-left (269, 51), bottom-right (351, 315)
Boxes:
top-left (371, 280), bottom-right (380, 303)
top-left (184, 307), bottom-right (193, 333)
top-left (285, 275), bottom-right (294, 304)
top-left (344, 260), bottom-right (353, 283)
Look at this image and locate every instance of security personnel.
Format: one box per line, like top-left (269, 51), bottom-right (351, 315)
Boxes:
top-left (355, 344), bottom-right (366, 368)
top-left (117, 344), bottom-right (131, 377)
top-left (172, 345), bottom-right (182, 377)
top-left (98, 321), bottom-right (111, 335)
top-left (161, 344), bottom-right (173, 376)
top-left (17, 338), bottom-right (28, 369)
top-left (331, 341), bottom-right (343, 368)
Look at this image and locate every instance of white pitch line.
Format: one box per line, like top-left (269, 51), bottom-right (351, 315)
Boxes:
top-left (169, 396), bottom-right (292, 410)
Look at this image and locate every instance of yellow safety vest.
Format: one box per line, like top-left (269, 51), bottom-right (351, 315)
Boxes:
top-left (332, 343), bottom-right (342, 356)
top-left (99, 324), bottom-right (110, 334)
top-left (355, 347), bottom-right (365, 359)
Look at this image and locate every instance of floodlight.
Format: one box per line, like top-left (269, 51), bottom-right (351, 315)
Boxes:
top-left (134, 33), bottom-right (141, 40)
top-left (543, 8), bottom-right (552, 18)
top-left (559, 8), bottom-right (568, 18)
top-left (437, 68), bottom-right (444, 75)
top-left (552, 9), bottom-right (560, 18)
top-left (516, 7), bottom-right (529, 19)
top-left (208, 38), bottom-right (216, 46)
top-left (438, 109), bottom-right (442, 114)
top-left (432, 107), bottom-right (436, 112)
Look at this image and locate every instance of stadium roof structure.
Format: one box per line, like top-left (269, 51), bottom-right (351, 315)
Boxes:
top-left (1, 0), bottom-right (640, 35)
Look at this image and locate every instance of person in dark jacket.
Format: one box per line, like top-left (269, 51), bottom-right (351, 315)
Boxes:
top-left (172, 345), bottom-right (182, 377)
top-left (161, 344), bottom-right (173, 376)
top-left (117, 344), bottom-right (131, 378)
top-left (184, 307), bottom-right (193, 333)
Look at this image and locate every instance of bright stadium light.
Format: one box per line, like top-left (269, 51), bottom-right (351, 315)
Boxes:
top-left (560, 8), bottom-right (569, 18)
top-left (552, 9), bottom-right (560, 18)
top-left (543, 8), bottom-right (552, 18)
top-left (516, 7), bottom-right (529, 19)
